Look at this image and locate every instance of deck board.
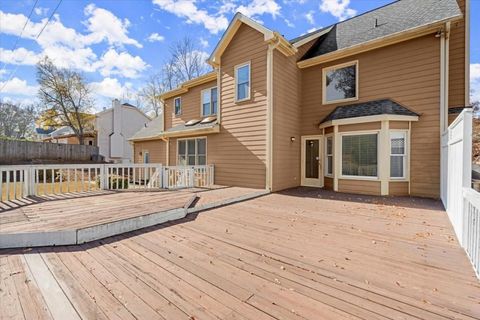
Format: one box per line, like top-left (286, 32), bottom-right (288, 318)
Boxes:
top-left (1, 188), bottom-right (479, 319)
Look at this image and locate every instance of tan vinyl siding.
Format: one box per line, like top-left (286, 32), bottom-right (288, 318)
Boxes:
top-left (301, 34), bottom-right (441, 198)
top-left (271, 49), bottom-right (302, 191)
top-left (390, 121), bottom-right (410, 130)
top-left (389, 181), bottom-right (409, 196)
top-left (448, 0), bottom-right (466, 108)
top-left (133, 140), bottom-right (166, 164)
top-left (211, 24), bottom-right (268, 189)
top-left (338, 179), bottom-right (381, 195)
top-left (324, 177), bottom-right (333, 190)
top-left (164, 80), bottom-right (218, 130)
top-left (338, 122), bottom-right (381, 132)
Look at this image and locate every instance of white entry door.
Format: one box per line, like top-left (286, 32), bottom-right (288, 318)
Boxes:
top-left (301, 136), bottom-right (324, 187)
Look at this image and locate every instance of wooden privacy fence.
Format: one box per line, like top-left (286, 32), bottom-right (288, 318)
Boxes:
top-left (0, 164), bottom-right (215, 202)
top-left (441, 108), bottom-right (479, 277)
top-left (0, 140), bottom-right (99, 164)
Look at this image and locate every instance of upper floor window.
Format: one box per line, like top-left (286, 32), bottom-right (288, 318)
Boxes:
top-left (174, 97), bottom-right (181, 115)
top-left (202, 87), bottom-right (218, 116)
top-left (323, 61), bottom-right (358, 104)
top-left (235, 62), bottom-right (250, 102)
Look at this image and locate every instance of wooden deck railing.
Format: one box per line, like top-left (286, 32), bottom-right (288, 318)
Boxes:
top-left (0, 163), bottom-right (214, 202)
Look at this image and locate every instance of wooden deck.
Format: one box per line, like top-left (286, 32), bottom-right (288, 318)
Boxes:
top-left (0, 186), bottom-right (259, 234)
top-left (1, 188), bottom-right (479, 319)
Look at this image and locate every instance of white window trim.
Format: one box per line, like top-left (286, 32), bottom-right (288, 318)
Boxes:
top-left (142, 150), bottom-right (150, 163)
top-left (176, 137), bottom-right (207, 166)
top-left (234, 61), bottom-right (251, 103)
top-left (322, 60), bottom-right (359, 105)
top-left (174, 97), bottom-right (182, 116)
top-left (200, 86), bottom-right (218, 117)
top-left (324, 134), bottom-right (333, 177)
top-left (389, 130), bottom-right (409, 181)
top-left (339, 130), bottom-right (380, 181)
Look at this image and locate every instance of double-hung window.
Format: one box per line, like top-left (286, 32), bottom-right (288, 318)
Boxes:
top-left (390, 132), bottom-right (407, 179)
top-left (323, 61), bottom-right (358, 104)
top-left (341, 133), bottom-right (378, 177)
top-left (177, 138), bottom-right (206, 166)
top-left (174, 97), bottom-right (181, 115)
top-left (202, 87), bottom-right (218, 116)
top-left (235, 62), bottom-right (250, 102)
top-left (325, 136), bottom-right (333, 176)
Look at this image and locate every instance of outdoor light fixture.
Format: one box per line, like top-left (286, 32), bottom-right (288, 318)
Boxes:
top-left (290, 136), bottom-right (296, 142)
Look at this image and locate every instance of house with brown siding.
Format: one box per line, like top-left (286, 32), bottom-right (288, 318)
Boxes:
top-left (131, 0), bottom-right (470, 198)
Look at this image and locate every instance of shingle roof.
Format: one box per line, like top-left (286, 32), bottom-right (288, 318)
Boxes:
top-left (320, 99), bottom-right (419, 124)
top-left (166, 121), bottom-right (218, 133)
top-left (130, 116), bottom-right (164, 140)
top-left (299, 0), bottom-right (462, 61)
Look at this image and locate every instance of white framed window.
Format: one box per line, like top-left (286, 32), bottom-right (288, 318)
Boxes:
top-left (177, 138), bottom-right (207, 166)
top-left (325, 135), bottom-right (333, 177)
top-left (390, 131), bottom-right (407, 179)
top-left (341, 133), bottom-right (378, 178)
top-left (143, 151), bottom-right (150, 163)
top-left (201, 87), bottom-right (218, 116)
top-left (174, 97), bottom-right (181, 115)
top-left (235, 62), bottom-right (250, 102)
top-left (322, 61), bottom-right (358, 105)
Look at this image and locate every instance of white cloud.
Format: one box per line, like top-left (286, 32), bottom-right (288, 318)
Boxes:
top-left (0, 77), bottom-right (38, 96)
top-left (471, 63), bottom-right (480, 103)
top-left (43, 46), bottom-right (98, 72)
top-left (237, 0), bottom-right (281, 18)
top-left (320, 0), bottom-right (356, 21)
top-left (147, 32), bottom-right (165, 42)
top-left (90, 77), bottom-right (132, 98)
top-left (305, 10), bottom-right (315, 25)
top-left (284, 18), bottom-right (294, 28)
top-left (199, 37), bottom-right (209, 48)
top-left (152, 0), bottom-right (229, 34)
top-left (96, 49), bottom-right (148, 78)
top-left (83, 4), bottom-right (142, 48)
top-left (34, 7), bottom-right (49, 16)
top-left (0, 48), bottom-right (42, 65)
top-left (307, 27), bottom-right (317, 33)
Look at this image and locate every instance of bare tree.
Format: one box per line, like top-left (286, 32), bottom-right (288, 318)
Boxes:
top-left (169, 36), bottom-right (210, 84)
top-left (36, 57), bottom-right (94, 145)
top-left (0, 102), bottom-right (38, 139)
top-left (139, 73), bottom-right (164, 117)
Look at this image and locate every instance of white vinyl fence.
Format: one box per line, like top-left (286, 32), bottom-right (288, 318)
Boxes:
top-left (441, 108), bottom-right (479, 277)
top-left (0, 164), bottom-right (214, 202)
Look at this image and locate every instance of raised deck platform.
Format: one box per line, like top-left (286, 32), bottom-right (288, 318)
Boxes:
top-left (0, 186), bottom-right (268, 248)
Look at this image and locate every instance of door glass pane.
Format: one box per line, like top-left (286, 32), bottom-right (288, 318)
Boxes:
top-left (197, 138), bottom-right (206, 155)
top-left (187, 140), bottom-right (195, 156)
top-left (305, 139), bottom-right (319, 179)
top-left (178, 140), bottom-right (186, 155)
top-left (197, 155), bottom-right (206, 165)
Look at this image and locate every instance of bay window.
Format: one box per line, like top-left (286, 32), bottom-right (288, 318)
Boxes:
top-left (341, 133), bottom-right (378, 177)
top-left (390, 132), bottom-right (407, 179)
top-left (325, 136), bottom-right (333, 176)
top-left (202, 87), bottom-right (218, 116)
top-left (177, 138), bottom-right (206, 166)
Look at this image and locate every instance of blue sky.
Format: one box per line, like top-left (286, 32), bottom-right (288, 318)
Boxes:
top-left (0, 0), bottom-right (479, 111)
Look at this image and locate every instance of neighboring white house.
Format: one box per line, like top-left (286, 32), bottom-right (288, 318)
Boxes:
top-left (96, 100), bottom-right (150, 163)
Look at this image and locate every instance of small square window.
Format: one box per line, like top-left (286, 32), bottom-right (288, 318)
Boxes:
top-left (323, 61), bottom-right (358, 104)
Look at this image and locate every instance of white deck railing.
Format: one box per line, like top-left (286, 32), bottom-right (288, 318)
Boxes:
top-left (0, 163), bottom-right (214, 202)
top-left (441, 109), bottom-right (479, 278)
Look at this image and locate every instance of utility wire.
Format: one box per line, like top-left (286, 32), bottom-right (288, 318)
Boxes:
top-left (0, 0), bottom-right (39, 72)
top-left (0, 0), bottom-right (63, 93)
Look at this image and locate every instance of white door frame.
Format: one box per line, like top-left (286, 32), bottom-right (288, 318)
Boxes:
top-left (301, 135), bottom-right (324, 187)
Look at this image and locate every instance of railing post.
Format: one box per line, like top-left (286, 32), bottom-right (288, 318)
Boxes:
top-left (100, 164), bottom-right (106, 190)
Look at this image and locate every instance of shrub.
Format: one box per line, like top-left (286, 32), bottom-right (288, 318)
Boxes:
top-left (96, 175), bottom-right (129, 189)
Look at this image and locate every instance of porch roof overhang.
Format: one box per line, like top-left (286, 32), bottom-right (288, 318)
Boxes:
top-left (318, 99), bottom-right (419, 129)
top-left (130, 122), bottom-right (220, 142)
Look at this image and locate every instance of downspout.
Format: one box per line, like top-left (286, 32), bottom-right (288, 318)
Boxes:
top-left (266, 37), bottom-right (280, 191)
top-left (439, 22), bottom-right (450, 133)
